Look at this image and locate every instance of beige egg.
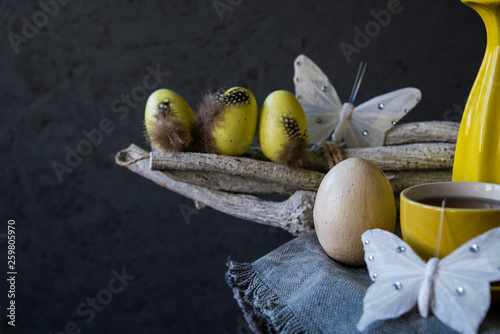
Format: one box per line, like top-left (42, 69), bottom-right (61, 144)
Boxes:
top-left (313, 158), bottom-right (396, 266)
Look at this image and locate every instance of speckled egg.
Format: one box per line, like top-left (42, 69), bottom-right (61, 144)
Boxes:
top-left (259, 90), bottom-right (308, 165)
top-left (211, 87), bottom-right (258, 155)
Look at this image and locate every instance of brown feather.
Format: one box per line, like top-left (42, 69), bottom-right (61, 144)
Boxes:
top-left (276, 136), bottom-right (307, 167)
top-left (146, 113), bottom-right (192, 153)
top-left (195, 92), bottom-right (224, 153)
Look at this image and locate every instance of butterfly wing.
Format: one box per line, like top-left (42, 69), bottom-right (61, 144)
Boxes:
top-left (344, 87), bottom-right (422, 148)
top-left (430, 227), bottom-right (500, 334)
top-left (357, 229), bottom-right (427, 331)
top-left (293, 54), bottom-right (343, 144)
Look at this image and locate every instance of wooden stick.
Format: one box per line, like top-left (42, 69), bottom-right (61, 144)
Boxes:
top-left (302, 143), bottom-right (455, 172)
top-left (345, 143), bottom-right (455, 170)
top-left (116, 121), bottom-right (459, 235)
top-left (386, 170), bottom-right (452, 192)
top-left (165, 170), bottom-right (302, 195)
top-left (242, 121), bottom-right (459, 167)
top-left (162, 169), bottom-right (451, 194)
top-left (152, 142), bottom-right (455, 175)
top-left (116, 145), bottom-right (452, 235)
top-left (384, 121), bottom-right (459, 145)
top-left (150, 151), bottom-right (324, 191)
top-left (153, 159), bottom-right (451, 194)
top-left (117, 144), bottom-right (315, 235)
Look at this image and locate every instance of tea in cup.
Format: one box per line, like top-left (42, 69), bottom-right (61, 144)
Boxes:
top-left (400, 181), bottom-right (500, 260)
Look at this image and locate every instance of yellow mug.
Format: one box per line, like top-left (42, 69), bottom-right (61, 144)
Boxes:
top-left (400, 181), bottom-right (500, 261)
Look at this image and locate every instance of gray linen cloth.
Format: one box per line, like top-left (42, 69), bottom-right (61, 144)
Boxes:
top-left (226, 230), bottom-right (500, 334)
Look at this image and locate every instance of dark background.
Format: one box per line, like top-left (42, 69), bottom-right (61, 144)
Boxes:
top-left (0, 0), bottom-right (486, 333)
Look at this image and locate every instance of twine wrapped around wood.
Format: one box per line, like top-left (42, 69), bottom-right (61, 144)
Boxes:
top-left (115, 148), bottom-right (150, 167)
top-left (321, 141), bottom-right (344, 169)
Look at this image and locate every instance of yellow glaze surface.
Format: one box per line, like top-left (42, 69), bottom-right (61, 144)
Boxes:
top-left (453, 0), bottom-right (500, 183)
top-left (144, 89), bottom-right (195, 138)
top-left (212, 87), bottom-right (258, 156)
top-left (259, 90), bottom-right (308, 162)
top-left (400, 182), bottom-right (500, 260)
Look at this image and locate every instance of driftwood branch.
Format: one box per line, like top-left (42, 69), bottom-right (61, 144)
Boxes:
top-left (157, 168), bottom-right (451, 195)
top-left (151, 151), bottom-right (324, 191)
top-left (345, 143), bottom-right (455, 170)
top-left (118, 144), bottom-right (315, 235)
top-left (240, 121), bottom-right (459, 169)
top-left (117, 144), bottom-right (452, 235)
top-left (150, 149), bottom-right (453, 194)
top-left (384, 121), bottom-right (459, 146)
top-left (302, 143), bottom-right (455, 172)
top-left (116, 121), bottom-right (459, 235)
top-left (165, 170), bottom-right (301, 195)
top-left (386, 170), bottom-right (452, 191)
top-left (152, 142), bottom-right (455, 174)
top-left (151, 143), bottom-right (454, 175)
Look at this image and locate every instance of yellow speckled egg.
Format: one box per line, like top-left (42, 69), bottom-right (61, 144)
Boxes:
top-left (259, 90), bottom-right (308, 165)
top-left (211, 87), bottom-right (258, 156)
top-left (145, 89), bottom-right (196, 152)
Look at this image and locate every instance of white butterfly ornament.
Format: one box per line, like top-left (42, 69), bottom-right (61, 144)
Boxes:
top-left (293, 54), bottom-right (422, 147)
top-left (357, 227), bottom-right (500, 334)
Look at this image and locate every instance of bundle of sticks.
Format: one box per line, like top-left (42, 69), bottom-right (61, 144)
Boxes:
top-left (116, 121), bottom-right (458, 236)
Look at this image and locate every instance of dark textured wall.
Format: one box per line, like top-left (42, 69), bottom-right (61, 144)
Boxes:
top-left (0, 0), bottom-right (486, 333)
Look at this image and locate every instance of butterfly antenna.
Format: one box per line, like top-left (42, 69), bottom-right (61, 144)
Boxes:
top-left (348, 62), bottom-right (367, 104)
top-left (434, 198), bottom-right (446, 258)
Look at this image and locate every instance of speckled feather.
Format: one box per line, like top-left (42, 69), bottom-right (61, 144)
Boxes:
top-left (277, 113), bottom-right (308, 167)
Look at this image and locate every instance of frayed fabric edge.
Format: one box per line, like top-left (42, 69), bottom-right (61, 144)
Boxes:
top-left (225, 258), bottom-right (307, 334)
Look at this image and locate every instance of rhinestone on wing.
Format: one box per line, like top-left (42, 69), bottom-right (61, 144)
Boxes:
top-left (470, 244), bottom-right (479, 253)
top-left (393, 282), bottom-right (402, 290)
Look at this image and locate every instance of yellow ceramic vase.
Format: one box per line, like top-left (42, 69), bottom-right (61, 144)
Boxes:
top-left (453, 0), bottom-right (500, 184)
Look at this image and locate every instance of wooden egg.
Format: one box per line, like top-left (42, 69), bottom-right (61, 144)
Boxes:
top-left (313, 158), bottom-right (396, 266)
